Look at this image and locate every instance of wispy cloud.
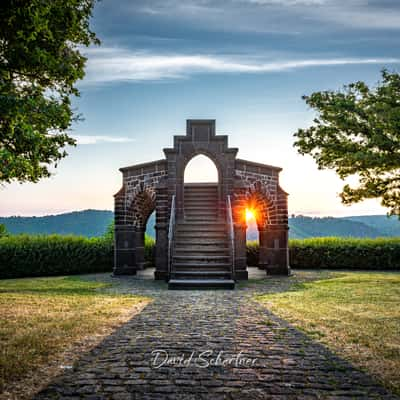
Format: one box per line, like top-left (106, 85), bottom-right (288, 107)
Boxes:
top-left (82, 47), bottom-right (400, 84)
top-left (246, 0), bottom-right (327, 5)
top-left (71, 135), bottom-right (135, 145)
top-left (126, 0), bottom-right (400, 32)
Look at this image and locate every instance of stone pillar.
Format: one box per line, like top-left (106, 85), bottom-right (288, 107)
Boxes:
top-left (259, 225), bottom-right (290, 275)
top-left (134, 228), bottom-right (146, 270)
top-left (113, 225), bottom-right (137, 275)
top-left (234, 223), bottom-right (248, 280)
top-left (154, 223), bottom-right (168, 280)
top-left (154, 180), bottom-right (169, 280)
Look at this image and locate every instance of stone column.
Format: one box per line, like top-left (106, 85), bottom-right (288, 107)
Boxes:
top-left (259, 225), bottom-right (290, 275)
top-left (134, 228), bottom-right (146, 270)
top-left (154, 180), bottom-right (169, 280)
top-left (154, 223), bottom-right (168, 280)
top-left (234, 223), bottom-right (248, 280)
top-left (113, 225), bottom-right (137, 275)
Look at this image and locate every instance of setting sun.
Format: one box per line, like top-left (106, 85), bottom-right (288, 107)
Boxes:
top-left (245, 208), bottom-right (256, 222)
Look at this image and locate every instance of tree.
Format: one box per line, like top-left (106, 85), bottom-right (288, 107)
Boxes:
top-left (0, 0), bottom-right (99, 183)
top-left (294, 70), bottom-right (400, 216)
top-left (0, 223), bottom-right (8, 237)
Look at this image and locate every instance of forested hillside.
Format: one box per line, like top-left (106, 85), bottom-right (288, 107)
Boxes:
top-left (0, 210), bottom-right (113, 237)
top-left (1, 210), bottom-right (399, 239)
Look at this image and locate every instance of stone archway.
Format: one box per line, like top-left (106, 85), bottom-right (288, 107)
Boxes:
top-left (114, 119), bottom-right (290, 283)
top-left (127, 186), bottom-right (156, 270)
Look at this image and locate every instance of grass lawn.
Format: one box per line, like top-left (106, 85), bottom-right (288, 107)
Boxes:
top-left (256, 271), bottom-right (400, 395)
top-left (0, 275), bottom-right (150, 400)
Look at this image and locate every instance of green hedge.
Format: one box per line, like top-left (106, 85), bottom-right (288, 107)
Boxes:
top-left (247, 237), bottom-right (400, 270)
top-left (1, 235), bottom-right (399, 279)
top-left (247, 241), bottom-right (260, 267)
top-left (290, 237), bottom-right (400, 270)
top-left (0, 235), bottom-right (113, 279)
top-left (0, 233), bottom-right (157, 279)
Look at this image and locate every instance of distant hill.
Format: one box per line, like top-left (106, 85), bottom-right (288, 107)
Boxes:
top-left (248, 214), bottom-right (400, 240)
top-left (345, 215), bottom-right (400, 237)
top-left (0, 210), bottom-right (113, 237)
top-left (0, 210), bottom-right (399, 239)
top-left (288, 215), bottom-right (388, 239)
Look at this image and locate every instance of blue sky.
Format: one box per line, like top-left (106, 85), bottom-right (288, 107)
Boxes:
top-left (2, 0), bottom-right (400, 216)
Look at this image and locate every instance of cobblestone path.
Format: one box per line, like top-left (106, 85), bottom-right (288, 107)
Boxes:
top-left (34, 271), bottom-right (399, 400)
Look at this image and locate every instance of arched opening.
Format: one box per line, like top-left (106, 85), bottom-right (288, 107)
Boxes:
top-left (128, 188), bottom-right (156, 270)
top-left (245, 204), bottom-right (260, 267)
top-left (246, 209), bottom-right (259, 242)
top-left (145, 210), bottom-right (156, 239)
top-left (239, 185), bottom-right (274, 268)
top-left (183, 154), bottom-right (220, 221)
top-left (144, 210), bottom-right (155, 268)
top-left (184, 154), bottom-right (218, 183)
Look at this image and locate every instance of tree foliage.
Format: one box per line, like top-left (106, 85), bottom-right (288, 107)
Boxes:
top-left (0, 223), bottom-right (7, 238)
top-left (0, 0), bottom-right (99, 183)
top-left (294, 70), bottom-right (400, 216)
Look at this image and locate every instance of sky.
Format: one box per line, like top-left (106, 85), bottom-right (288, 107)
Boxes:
top-left (1, 0), bottom-right (400, 217)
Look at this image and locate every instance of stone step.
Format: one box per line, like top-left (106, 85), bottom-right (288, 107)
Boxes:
top-left (184, 196), bottom-right (218, 202)
top-left (174, 232), bottom-right (227, 239)
top-left (184, 185), bottom-right (218, 191)
top-left (184, 210), bottom-right (218, 216)
top-left (184, 192), bottom-right (218, 197)
top-left (174, 251), bottom-right (230, 258)
top-left (176, 225), bottom-right (226, 232)
top-left (170, 271), bottom-right (232, 279)
top-left (184, 204), bottom-right (219, 209)
top-left (183, 201), bottom-right (219, 207)
top-left (184, 205), bottom-right (218, 210)
top-left (173, 255), bottom-right (231, 262)
top-left (183, 217), bottom-right (219, 222)
top-left (172, 262), bottom-right (232, 270)
top-left (183, 213), bottom-right (219, 219)
top-left (174, 245), bottom-right (230, 252)
top-left (184, 197), bottom-right (218, 202)
top-left (184, 212), bottom-right (219, 218)
top-left (184, 194), bottom-right (218, 200)
top-left (174, 239), bottom-right (229, 246)
top-left (168, 279), bottom-right (235, 290)
top-left (174, 249), bottom-right (229, 255)
top-left (177, 220), bottom-right (226, 226)
top-left (176, 218), bottom-right (226, 227)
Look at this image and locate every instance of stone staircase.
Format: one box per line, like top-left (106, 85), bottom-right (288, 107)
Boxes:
top-left (168, 183), bottom-right (235, 289)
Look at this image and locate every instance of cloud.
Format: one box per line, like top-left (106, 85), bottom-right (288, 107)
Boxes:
top-left (246, 0), bottom-right (326, 5)
top-left (82, 47), bottom-right (400, 84)
top-left (122, 0), bottom-right (400, 32)
top-left (71, 135), bottom-right (135, 145)
top-left (318, 7), bottom-right (400, 29)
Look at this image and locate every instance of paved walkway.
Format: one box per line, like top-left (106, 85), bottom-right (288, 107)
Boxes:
top-left (35, 269), bottom-right (398, 400)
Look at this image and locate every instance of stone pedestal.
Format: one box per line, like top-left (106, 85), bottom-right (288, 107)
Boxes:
top-left (134, 229), bottom-right (146, 270)
top-left (259, 225), bottom-right (290, 275)
top-left (113, 225), bottom-right (137, 275)
top-left (234, 224), bottom-right (248, 280)
top-left (154, 223), bottom-right (168, 280)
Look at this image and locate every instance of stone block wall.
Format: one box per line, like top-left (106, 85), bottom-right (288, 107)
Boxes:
top-left (233, 159), bottom-right (290, 275)
top-left (114, 160), bottom-right (167, 275)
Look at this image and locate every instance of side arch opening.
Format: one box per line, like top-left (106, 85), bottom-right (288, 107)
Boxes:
top-left (129, 188), bottom-right (156, 269)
